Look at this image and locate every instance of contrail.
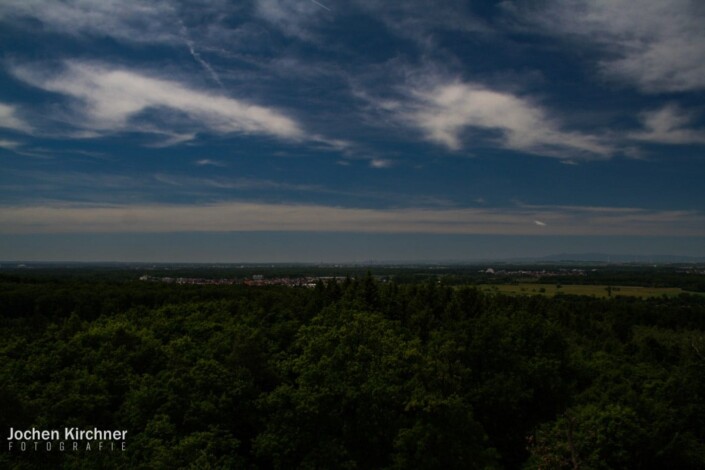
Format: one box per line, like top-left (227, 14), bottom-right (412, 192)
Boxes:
top-left (178, 20), bottom-right (224, 88)
top-left (534, 220), bottom-right (547, 226)
top-left (185, 38), bottom-right (224, 88)
top-left (310, 0), bottom-right (330, 10)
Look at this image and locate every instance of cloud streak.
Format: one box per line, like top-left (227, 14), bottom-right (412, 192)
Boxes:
top-left (1, 202), bottom-right (701, 237)
top-left (12, 61), bottom-right (304, 143)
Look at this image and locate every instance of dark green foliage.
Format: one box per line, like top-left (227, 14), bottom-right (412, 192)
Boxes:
top-left (1, 272), bottom-right (705, 468)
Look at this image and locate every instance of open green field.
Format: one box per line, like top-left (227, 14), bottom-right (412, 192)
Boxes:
top-left (477, 283), bottom-right (700, 298)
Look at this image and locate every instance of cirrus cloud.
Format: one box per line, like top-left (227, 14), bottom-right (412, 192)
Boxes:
top-left (11, 61), bottom-right (304, 143)
top-left (630, 104), bottom-right (705, 145)
top-left (0, 102), bottom-right (32, 133)
top-left (0, 0), bottom-right (187, 45)
top-left (403, 80), bottom-right (612, 158)
top-left (507, 0), bottom-right (705, 93)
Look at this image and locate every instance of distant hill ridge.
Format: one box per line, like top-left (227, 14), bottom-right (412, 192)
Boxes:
top-left (535, 253), bottom-right (705, 263)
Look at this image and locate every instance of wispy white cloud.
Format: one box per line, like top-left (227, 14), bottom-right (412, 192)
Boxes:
top-left (0, 0), bottom-right (257, 83)
top-left (369, 159), bottom-right (393, 169)
top-left (152, 173), bottom-right (322, 193)
top-left (255, 0), bottom-right (328, 40)
top-left (354, 0), bottom-right (490, 50)
top-left (12, 61), bottom-right (304, 143)
top-left (630, 104), bottom-right (705, 145)
top-left (195, 159), bottom-right (227, 167)
top-left (309, 135), bottom-right (355, 153)
top-left (0, 103), bottom-right (31, 133)
top-left (398, 79), bottom-right (611, 158)
top-left (0, 0), bottom-right (242, 48)
top-left (143, 131), bottom-right (199, 148)
top-left (0, 0), bottom-right (182, 44)
top-left (507, 0), bottom-right (705, 93)
top-left (1, 202), bottom-right (701, 236)
top-left (0, 139), bottom-right (22, 150)
top-left (0, 0), bottom-right (275, 75)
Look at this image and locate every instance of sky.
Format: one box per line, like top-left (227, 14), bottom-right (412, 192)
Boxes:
top-left (0, 0), bottom-right (703, 262)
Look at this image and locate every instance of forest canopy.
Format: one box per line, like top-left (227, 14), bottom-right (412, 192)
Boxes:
top-left (1, 270), bottom-right (704, 469)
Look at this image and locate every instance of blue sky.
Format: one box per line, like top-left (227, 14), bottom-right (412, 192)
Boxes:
top-left (0, 0), bottom-right (703, 262)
